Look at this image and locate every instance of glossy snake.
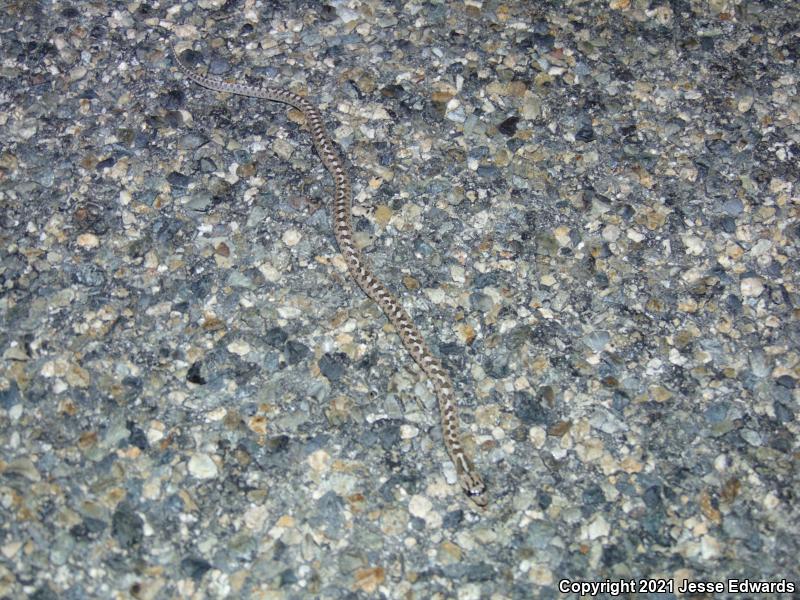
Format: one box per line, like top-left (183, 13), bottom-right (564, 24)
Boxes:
top-left (171, 46), bottom-right (488, 507)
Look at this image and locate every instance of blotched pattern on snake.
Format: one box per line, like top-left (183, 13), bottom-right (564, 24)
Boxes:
top-left (171, 46), bottom-right (488, 508)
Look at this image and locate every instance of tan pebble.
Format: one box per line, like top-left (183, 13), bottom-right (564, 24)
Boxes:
top-left (402, 275), bottom-right (420, 290)
top-left (553, 226), bottom-right (571, 246)
top-left (78, 431), bottom-right (98, 450)
top-left (698, 490), bottom-right (721, 524)
top-left (247, 415), bottom-right (268, 435)
top-left (275, 514), bottom-right (295, 528)
top-left (353, 566), bottom-right (385, 594)
top-left (643, 207), bottom-right (667, 230)
top-left (540, 273), bottom-right (556, 287)
top-left (66, 364), bottom-right (91, 388)
top-left (548, 420), bottom-right (571, 437)
top-left (431, 90), bottom-right (455, 104)
top-left (76, 233), bottom-right (100, 248)
top-left (474, 404), bottom-right (500, 427)
top-left (456, 323), bottom-right (477, 345)
top-left (575, 438), bottom-right (604, 462)
top-left (737, 96), bottom-right (754, 113)
top-left (374, 204), bottom-right (392, 226)
top-left (650, 385), bottom-right (673, 402)
top-left (726, 242), bottom-right (744, 260)
top-left (215, 242), bottom-right (230, 257)
top-left (620, 455), bottom-right (643, 473)
top-left (438, 540), bottom-right (462, 562)
top-left (599, 453), bottom-right (619, 474)
top-left (237, 162), bottom-right (256, 178)
top-left (1, 541), bottom-right (22, 560)
top-left (201, 314), bottom-right (225, 332)
top-left (528, 564), bottom-right (554, 586)
top-left (494, 148), bottom-right (512, 167)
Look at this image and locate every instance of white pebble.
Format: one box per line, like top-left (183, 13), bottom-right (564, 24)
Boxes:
top-left (681, 234), bottom-right (705, 255)
top-left (408, 494), bottom-right (433, 519)
top-left (586, 515), bottom-right (610, 540)
top-left (188, 453), bottom-right (219, 479)
top-left (400, 424), bottom-right (419, 439)
top-left (740, 277), bottom-right (764, 297)
top-left (227, 340), bottom-right (251, 356)
top-left (282, 229), bottom-right (302, 247)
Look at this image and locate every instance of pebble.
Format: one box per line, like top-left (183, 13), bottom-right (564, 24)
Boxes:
top-left (226, 340), bottom-right (251, 356)
top-left (188, 453), bottom-right (219, 479)
top-left (740, 277), bottom-right (764, 297)
top-left (281, 228), bottom-right (302, 246)
top-left (76, 233), bottom-right (100, 248)
top-left (585, 515), bottom-right (610, 540)
top-left (408, 495), bottom-right (433, 520)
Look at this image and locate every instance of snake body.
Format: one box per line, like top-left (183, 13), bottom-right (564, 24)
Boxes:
top-left (172, 46), bottom-right (488, 508)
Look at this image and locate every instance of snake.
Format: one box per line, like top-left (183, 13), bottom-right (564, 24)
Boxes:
top-left (171, 45), bottom-right (488, 508)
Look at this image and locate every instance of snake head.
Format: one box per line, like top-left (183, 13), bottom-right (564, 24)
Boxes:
top-left (459, 471), bottom-right (489, 508)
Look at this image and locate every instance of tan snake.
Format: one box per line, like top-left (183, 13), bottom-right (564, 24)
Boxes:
top-left (171, 45), bottom-right (488, 508)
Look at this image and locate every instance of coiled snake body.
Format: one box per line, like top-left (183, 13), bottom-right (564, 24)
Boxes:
top-left (172, 46), bottom-right (488, 508)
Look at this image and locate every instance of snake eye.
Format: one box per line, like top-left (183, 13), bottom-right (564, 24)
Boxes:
top-left (467, 490), bottom-right (489, 508)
